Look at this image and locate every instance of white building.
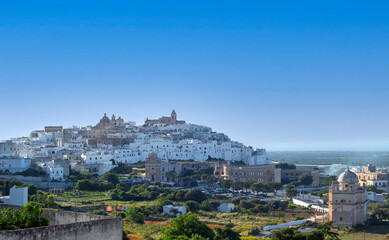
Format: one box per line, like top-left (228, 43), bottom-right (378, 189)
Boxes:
top-left (367, 192), bottom-right (387, 203)
top-left (82, 151), bottom-right (114, 164)
top-left (163, 205), bottom-right (187, 216)
top-left (218, 203), bottom-right (235, 212)
top-left (0, 141), bottom-right (17, 157)
top-left (0, 157), bottom-right (31, 173)
top-left (0, 185), bottom-right (28, 206)
top-left (36, 161), bottom-right (64, 180)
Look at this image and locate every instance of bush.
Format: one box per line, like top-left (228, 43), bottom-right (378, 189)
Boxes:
top-left (0, 203), bottom-right (48, 230)
top-left (101, 172), bottom-right (120, 185)
top-left (125, 207), bottom-right (145, 224)
top-left (239, 200), bottom-right (255, 210)
top-left (75, 179), bottom-right (114, 191)
top-left (287, 202), bottom-right (296, 209)
top-left (186, 200), bottom-right (200, 213)
top-left (14, 169), bottom-right (46, 177)
top-left (200, 200), bottom-right (212, 211)
top-left (248, 227), bottom-right (260, 236)
top-left (160, 214), bottom-right (215, 240)
top-left (184, 189), bottom-right (207, 203)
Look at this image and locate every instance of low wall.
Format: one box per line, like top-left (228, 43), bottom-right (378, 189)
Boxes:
top-left (0, 203), bottom-right (122, 240)
top-left (292, 198), bottom-right (328, 213)
top-left (264, 219), bottom-right (310, 231)
top-left (0, 175), bottom-right (76, 189)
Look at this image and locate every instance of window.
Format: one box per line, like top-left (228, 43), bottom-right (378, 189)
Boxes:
top-left (340, 217), bottom-right (343, 221)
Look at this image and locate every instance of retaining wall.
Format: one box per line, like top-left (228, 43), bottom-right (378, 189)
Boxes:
top-left (0, 203), bottom-right (122, 240)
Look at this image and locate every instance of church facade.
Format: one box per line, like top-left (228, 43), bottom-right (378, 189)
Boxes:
top-left (329, 168), bottom-right (368, 227)
top-left (143, 110), bottom-right (186, 127)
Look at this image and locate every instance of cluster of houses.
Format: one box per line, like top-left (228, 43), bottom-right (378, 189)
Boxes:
top-left (0, 110), bottom-right (270, 179)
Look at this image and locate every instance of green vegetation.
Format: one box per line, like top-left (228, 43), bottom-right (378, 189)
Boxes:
top-left (366, 185), bottom-right (384, 194)
top-left (369, 203), bottom-right (389, 224)
top-left (75, 179), bottom-right (115, 191)
top-left (273, 222), bottom-right (338, 240)
top-left (111, 162), bottom-right (133, 174)
top-left (322, 176), bottom-right (337, 186)
top-left (101, 172), bottom-right (120, 185)
top-left (285, 184), bottom-right (297, 198)
top-left (298, 173), bottom-right (313, 186)
top-left (14, 168), bottom-right (47, 177)
top-left (125, 207), bottom-right (145, 224)
top-left (0, 203), bottom-right (48, 230)
top-left (276, 163), bottom-right (296, 170)
top-left (30, 192), bottom-right (61, 209)
top-left (160, 214), bottom-right (215, 240)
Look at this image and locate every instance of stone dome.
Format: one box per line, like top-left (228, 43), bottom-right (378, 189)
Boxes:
top-left (337, 169), bottom-right (359, 184)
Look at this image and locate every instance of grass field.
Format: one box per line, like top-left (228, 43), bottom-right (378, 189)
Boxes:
top-left (339, 225), bottom-right (389, 240)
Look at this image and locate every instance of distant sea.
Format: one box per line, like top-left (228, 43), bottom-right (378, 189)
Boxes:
top-left (268, 151), bottom-right (389, 167)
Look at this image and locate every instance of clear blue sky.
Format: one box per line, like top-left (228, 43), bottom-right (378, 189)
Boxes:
top-left (1, 1), bottom-right (388, 151)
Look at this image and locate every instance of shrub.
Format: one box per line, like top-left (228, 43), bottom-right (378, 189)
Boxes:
top-left (125, 207), bottom-right (145, 224)
top-left (0, 203), bottom-right (48, 230)
top-left (186, 200), bottom-right (200, 213)
top-left (184, 189), bottom-right (207, 203)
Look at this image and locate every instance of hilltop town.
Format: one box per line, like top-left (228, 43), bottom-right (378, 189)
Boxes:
top-left (0, 111), bottom-right (388, 240)
top-left (0, 110), bottom-right (270, 180)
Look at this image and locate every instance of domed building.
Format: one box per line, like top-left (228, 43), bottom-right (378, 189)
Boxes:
top-left (329, 168), bottom-right (368, 227)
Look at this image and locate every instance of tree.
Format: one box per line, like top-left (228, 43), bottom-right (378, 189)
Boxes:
top-left (200, 200), bottom-right (212, 211)
top-left (276, 163), bottom-right (296, 170)
top-left (125, 207), bottom-right (145, 224)
top-left (101, 172), bottom-right (120, 185)
top-left (0, 203), bottom-right (49, 230)
top-left (26, 184), bottom-right (38, 196)
top-left (220, 179), bottom-right (232, 191)
top-left (366, 185), bottom-right (384, 194)
top-left (273, 227), bottom-right (325, 240)
top-left (316, 222), bottom-right (339, 240)
top-left (322, 176), bottom-right (337, 186)
top-left (285, 184), bottom-right (297, 198)
top-left (186, 200), bottom-right (200, 213)
top-left (4, 181), bottom-right (10, 196)
top-left (251, 183), bottom-right (263, 195)
top-left (268, 182), bottom-right (283, 191)
top-left (298, 173), bottom-right (313, 186)
top-left (165, 171), bottom-right (179, 182)
top-left (239, 200), bottom-right (255, 210)
top-left (111, 162), bottom-right (133, 174)
top-left (278, 211), bottom-right (285, 219)
top-left (45, 194), bottom-right (57, 209)
top-left (214, 223), bottom-right (240, 240)
top-left (160, 214), bottom-right (215, 240)
top-left (184, 189), bottom-right (207, 203)
top-left (232, 181), bottom-right (243, 192)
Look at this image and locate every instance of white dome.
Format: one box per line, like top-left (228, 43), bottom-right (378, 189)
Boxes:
top-left (337, 169), bottom-right (359, 184)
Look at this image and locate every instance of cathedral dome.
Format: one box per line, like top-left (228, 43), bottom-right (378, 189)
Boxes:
top-left (337, 169), bottom-right (359, 184)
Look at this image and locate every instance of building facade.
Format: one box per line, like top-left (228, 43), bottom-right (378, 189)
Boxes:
top-left (145, 153), bottom-right (214, 182)
top-left (281, 169), bottom-right (320, 187)
top-left (355, 164), bottom-right (389, 192)
top-left (329, 169), bottom-right (368, 227)
top-left (144, 110), bottom-right (186, 127)
top-left (214, 162), bottom-right (281, 183)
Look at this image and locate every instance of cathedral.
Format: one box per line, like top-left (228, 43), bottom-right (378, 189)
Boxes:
top-left (329, 168), bottom-right (368, 227)
top-left (143, 109), bottom-right (185, 127)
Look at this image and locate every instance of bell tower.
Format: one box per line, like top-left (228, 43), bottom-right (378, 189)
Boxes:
top-left (171, 109), bottom-right (177, 123)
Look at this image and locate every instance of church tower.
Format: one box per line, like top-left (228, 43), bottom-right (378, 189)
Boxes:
top-left (329, 168), bottom-right (368, 227)
top-left (171, 109), bottom-right (177, 123)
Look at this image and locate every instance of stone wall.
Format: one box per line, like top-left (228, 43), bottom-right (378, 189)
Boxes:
top-left (0, 174), bottom-right (76, 189)
top-left (0, 203), bottom-right (122, 240)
